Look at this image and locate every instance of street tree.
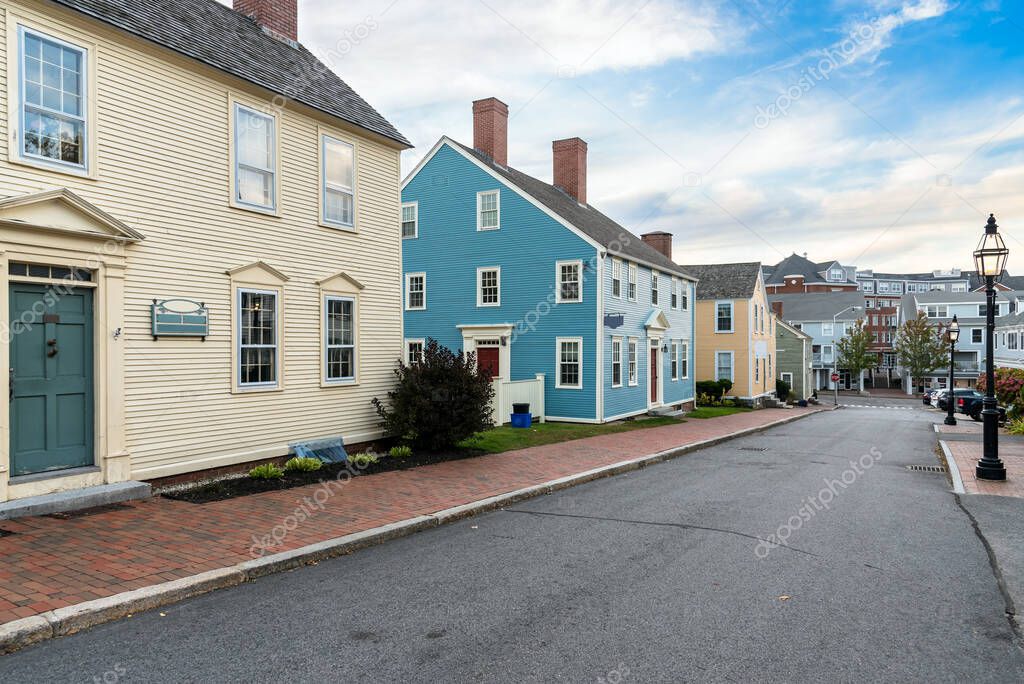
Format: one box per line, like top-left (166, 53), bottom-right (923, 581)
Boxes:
top-left (894, 312), bottom-right (948, 392)
top-left (836, 319), bottom-right (875, 392)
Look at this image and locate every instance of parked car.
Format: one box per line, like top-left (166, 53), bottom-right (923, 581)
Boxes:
top-left (938, 389), bottom-right (982, 412)
top-left (931, 389), bottom-right (948, 408)
top-left (922, 389), bottom-right (937, 406)
top-left (959, 395), bottom-right (1008, 425)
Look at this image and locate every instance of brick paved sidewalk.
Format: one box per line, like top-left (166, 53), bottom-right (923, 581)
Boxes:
top-left (943, 438), bottom-right (1024, 498)
top-left (0, 408), bottom-right (819, 626)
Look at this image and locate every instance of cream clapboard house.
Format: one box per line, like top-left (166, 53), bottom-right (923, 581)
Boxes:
top-left (0, 0), bottom-right (410, 508)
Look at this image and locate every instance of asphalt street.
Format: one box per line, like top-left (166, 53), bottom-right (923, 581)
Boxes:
top-left (3, 406), bottom-right (1022, 683)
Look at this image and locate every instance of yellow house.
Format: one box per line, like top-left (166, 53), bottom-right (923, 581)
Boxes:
top-left (0, 0), bottom-right (411, 508)
top-left (681, 263), bottom-right (778, 404)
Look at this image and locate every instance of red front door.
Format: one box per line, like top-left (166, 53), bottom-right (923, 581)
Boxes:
top-left (477, 347), bottom-right (500, 379)
top-left (650, 346), bottom-right (659, 403)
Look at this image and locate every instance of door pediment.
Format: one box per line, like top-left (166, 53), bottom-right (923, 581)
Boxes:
top-left (0, 188), bottom-right (144, 242)
top-left (644, 309), bottom-right (670, 330)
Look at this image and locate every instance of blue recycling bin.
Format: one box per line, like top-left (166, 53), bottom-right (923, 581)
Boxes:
top-left (510, 412), bottom-right (532, 428)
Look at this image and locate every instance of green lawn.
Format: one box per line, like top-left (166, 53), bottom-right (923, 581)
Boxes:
top-left (462, 416), bottom-right (682, 454)
top-left (685, 406), bottom-right (752, 419)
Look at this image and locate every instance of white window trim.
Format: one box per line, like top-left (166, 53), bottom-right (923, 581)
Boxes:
top-left (628, 337), bottom-right (639, 386)
top-left (556, 259), bottom-right (584, 304)
top-left (477, 189), bottom-right (500, 231)
top-left (680, 341), bottom-right (689, 380)
top-left (651, 271), bottom-right (660, 306)
top-left (628, 263), bottom-right (638, 302)
top-left (611, 258), bottom-right (623, 299)
top-left (232, 102), bottom-right (278, 214)
top-left (682, 282), bottom-right (689, 311)
top-left (401, 201), bottom-right (418, 239)
top-left (715, 350), bottom-right (735, 383)
top-left (671, 277), bottom-right (679, 309)
top-left (237, 287), bottom-right (280, 390)
top-left (405, 272), bottom-right (426, 311)
top-left (555, 337), bottom-right (584, 390)
top-left (321, 134), bottom-right (356, 229)
top-left (671, 340), bottom-right (679, 381)
top-left (15, 25), bottom-right (91, 176)
top-left (781, 372), bottom-right (793, 385)
top-left (323, 295), bottom-right (356, 384)
top-left (477, 266), bottom-right (501, 307)
top-left (611, 336), bottom-right (623, 388)
top-left (822, 322), bottom-right (834, 337)
top-left (715, 300), bottom-right (734, 333)
top-left (405, 338), bottom-right (425, 365)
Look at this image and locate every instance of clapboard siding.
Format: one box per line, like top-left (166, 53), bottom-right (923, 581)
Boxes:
top-left (0, 1), bottom-right (405, 477)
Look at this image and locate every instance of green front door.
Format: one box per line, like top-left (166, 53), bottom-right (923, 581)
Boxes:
top-left (9, 283), bottom-right (94, 476)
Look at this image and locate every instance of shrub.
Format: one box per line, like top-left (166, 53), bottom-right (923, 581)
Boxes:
top-left (284, 457), bottom-right (322, 473)
top-left (776, 379), bottom-right (791, 401)
top-left (372, 339), bottom-right (495, 451)
top-left (1007, 419), bottom-right (1024, 436)
top-left (349, 453), bottom-right (379, 468)
top-left (978, 368), bottom-right (1024, 418)
top-left (389, 445), bottom-right (413, 459)
top-left (696, 379), bottom-right (734, 401)
top-left (249, 463), bottom-right (284, 480)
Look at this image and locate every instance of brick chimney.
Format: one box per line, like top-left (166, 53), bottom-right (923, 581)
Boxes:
top-left (234, 0), bottom-right (298, 42)
top-left (473, 98), bottom-right (509, 166)
top-left (641, 231), bottom-right (673, 261)
top-left (771, 301), bottom-right (783, 318)
top-left (552, 137), bottom-right (587, 204)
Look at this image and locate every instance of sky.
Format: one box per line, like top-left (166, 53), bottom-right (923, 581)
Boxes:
top-left (225, 0), bottom-right (1024, 274)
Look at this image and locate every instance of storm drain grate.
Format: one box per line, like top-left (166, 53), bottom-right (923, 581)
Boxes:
top-left (47, 503), bottom-right (134, 519)
top-left (0, 528), bottom-right (15, 537)
top-left (907, 464), bottom-right (947, 474)
top-left (739, 447), bottom-right (769, 452)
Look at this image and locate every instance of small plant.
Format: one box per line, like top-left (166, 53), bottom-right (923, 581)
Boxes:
top-left (349, 453), bottom-right (379, 468)
top-left (284, 456), bottom-right (322, 473)
top-left (389, 445), bottom-right (413, 459)
top-left (1006, 418), bottom-right (1024, 436)
top-left (249, 463), bottom-right (285, 480)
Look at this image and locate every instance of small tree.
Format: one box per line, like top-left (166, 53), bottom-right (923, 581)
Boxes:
top-left (372, 339), bottom-right (495, 451)
top-left (836, 319), bottom-right (875, 392)
top-left (894, 312), bottom-right (948, 392)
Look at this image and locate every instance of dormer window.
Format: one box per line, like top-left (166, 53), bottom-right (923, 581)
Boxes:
top-left (829, 267), bottom-right (844, 282)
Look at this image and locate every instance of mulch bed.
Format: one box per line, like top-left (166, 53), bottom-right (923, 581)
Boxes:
top-left (161, 447), bottom-right (485, 504)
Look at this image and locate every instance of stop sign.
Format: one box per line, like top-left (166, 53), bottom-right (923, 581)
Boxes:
top-left (831, 373), bottom-right (840, 382)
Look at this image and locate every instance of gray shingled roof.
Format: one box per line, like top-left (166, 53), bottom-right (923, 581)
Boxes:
top-left (51, 0), bottom-right (410, 146)
top-left (766, 254), bottom-right (846, 285)
top-left (768, 292), bottom-right (866, 322)
top-left (448, 140), bottom-right (693, 279)
top-left (678, 262), bottom-right (761, 300)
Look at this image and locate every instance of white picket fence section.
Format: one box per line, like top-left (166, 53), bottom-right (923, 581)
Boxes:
top-left (490, 373), bottom-right (546, 426)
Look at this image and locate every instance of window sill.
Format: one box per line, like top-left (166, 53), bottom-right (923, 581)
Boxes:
top-left (322, 379), bottom-right (358, 388)
top-left (555, 385), bottom-right (584, 391)
top-left (232, 385), bottom-right (284, 395)
top-left (477, 226), bottom-right (501, 232)
top-left (405, 307), bottom-right (426, 312)
top-left (229, 200), bottom-right (281, 218)
top-left (321, 220), bottom-right (358, 233)
top-left (11, 154), bottom-right (95, 180)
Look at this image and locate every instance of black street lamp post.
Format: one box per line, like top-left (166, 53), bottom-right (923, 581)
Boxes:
top-left (945, 315), bottom-right (959, 426)
top-left (973, 214), bottom-right (1009, 481)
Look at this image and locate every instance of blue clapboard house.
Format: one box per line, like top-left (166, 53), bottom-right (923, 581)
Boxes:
top-left (400, 98), bottom-right (696, 423)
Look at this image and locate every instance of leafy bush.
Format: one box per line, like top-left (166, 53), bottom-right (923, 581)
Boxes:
top-left (249, 463), bottom-right (285, 480)
top-left (349, 453), bottom-right (379, 468)
top-left (283, 457), bottom-right (322, 473)
top-left (1007, 418), bottom-right (1024, 436)
top-left (389, 445), bottom-right (412, 459)
top-left (978, 368), bottom-right (1024, 418)
top-left (776, 379), bottom-right (791, 401)
top-left (373, 339), bottom-right (495, 451)
top-left (696, 379), bottom-right (734, 401)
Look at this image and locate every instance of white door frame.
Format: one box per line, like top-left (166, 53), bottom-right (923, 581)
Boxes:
top-left (457, 324), bottom-right (512, 380)
top-left (648, 337), bottom-right (663, 407)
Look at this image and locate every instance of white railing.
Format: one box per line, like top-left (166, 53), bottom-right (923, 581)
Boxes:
top-left (490, 373), bottom-right (546, 426)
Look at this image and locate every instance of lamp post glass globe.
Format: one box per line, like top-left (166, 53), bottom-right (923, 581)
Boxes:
top-left (974, 215), bottom-right (1009, 278)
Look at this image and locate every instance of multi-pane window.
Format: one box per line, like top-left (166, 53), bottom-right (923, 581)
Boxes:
top-left (671, 277), bottom-right (679, 309)
top-left (680, 341), bottom-right (689, 379)
top-left (671, 341), bottom-right (679, 380)
top-left (755, 356), bottom-right (760, 382)
top-left (628, 263), bottom-right (638, 301)
top-left (612, 259), bottom-right (622, 298)
top-left (651, 272), bottom-right (659, 306)
top-left (407, 340), bottom-right (424, 365)
top-left (238, 289), bottom-right (278, 387)
top-left (925, 305), bottom-right (948, 318)
top-left (628, 338), bottom-right (638, 385)
top-left (822, 322), bottom-right (834, 336)
top-left (235, 104), bottom-right (276, 210)
top-left (557, 338), bottom-right (582, 389)
top-left (478, 190), bottom-right (500, 230)
top-left (405, 273), bottom-right (425, 310)
top-left (478, 267), bottom-right (500, 307)
top-left (716, 301), bottom-right (733, 332)
top-left (558, 261), bottom-right (582, 303)
top-left (401, 202), bottom-right (418, 238)
top-left (1011, 333), bottom-right (1019, 350)
top-left (715, 352), bottom-right (733, 382)
top-left (972, 328), bottom-right (983, 344)
top-left (611, 338), bottom-right (623, 387)
top-left (20, 28), bottom-right (87, 169)
top-left (323, 136), bottom-right (355, 226)
top-left (681, 282), bottom-right (689, 310)
top-left (325, 296), bottom-right (355, 382)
